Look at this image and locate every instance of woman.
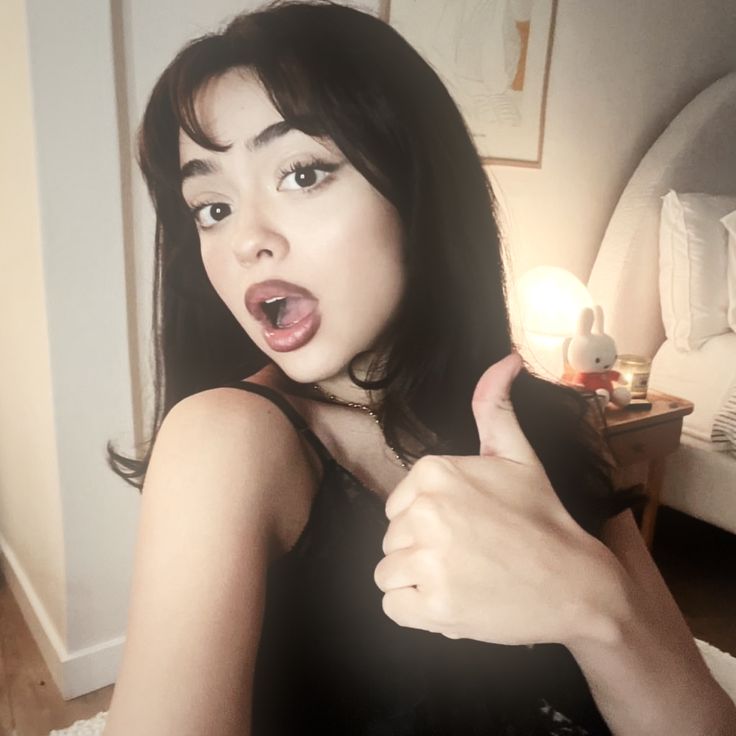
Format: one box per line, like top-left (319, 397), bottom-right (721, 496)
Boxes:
top-left (104, 2), bottom-right (736, 734)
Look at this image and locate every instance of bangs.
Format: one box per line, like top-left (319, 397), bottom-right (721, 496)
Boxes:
top-left (167, 30), bottom-right (332, 155)
top-left (168, 35), bottom-right (253, 152)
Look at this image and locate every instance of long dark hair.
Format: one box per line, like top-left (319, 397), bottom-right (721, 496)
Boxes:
top-left (109, 0), bottom-right (644, 537)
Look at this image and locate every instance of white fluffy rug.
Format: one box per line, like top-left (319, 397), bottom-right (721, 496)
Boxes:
top-left (47, 639), bottom-right (736, 734)
top-left (696, 638), bottom-right (736, 703)
top-left (49, 711), bottom-right (107, 735)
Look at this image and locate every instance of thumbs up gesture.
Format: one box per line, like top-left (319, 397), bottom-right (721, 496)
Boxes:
top-left (374, 353), bottom-right (617, 647)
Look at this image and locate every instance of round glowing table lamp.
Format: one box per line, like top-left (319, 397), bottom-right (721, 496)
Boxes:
top-left (514, 266), bottom-right (593, 380)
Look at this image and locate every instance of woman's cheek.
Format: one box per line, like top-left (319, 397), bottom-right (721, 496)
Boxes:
top-left (200, 245), bottom-right (246, 328)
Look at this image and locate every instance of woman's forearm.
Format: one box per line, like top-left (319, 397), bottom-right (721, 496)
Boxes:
top-left (566, 554), bottom-right (736, 735)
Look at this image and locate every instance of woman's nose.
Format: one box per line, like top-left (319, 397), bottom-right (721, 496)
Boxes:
top-left (230, 206), bottom-right (288, 267)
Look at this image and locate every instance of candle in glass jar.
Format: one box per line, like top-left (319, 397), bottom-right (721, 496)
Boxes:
top-left (615, 354), bottom-right (652, 398)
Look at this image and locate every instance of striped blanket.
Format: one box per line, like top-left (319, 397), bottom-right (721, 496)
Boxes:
top-left (712, 387), bottom-right (736, 454)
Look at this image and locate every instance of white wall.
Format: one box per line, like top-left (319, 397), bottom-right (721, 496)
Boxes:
top-left (0, 0), bottom-right (138, 699)
top-left (0, 0), bottom-right (66, 658)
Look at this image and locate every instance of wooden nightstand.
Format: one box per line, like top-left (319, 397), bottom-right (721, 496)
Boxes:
top-left (603, 390), bottom-right (694, 549)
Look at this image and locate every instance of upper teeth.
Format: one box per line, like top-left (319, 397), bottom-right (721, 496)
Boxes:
top-left (264, 297), bottom-right (286, 304)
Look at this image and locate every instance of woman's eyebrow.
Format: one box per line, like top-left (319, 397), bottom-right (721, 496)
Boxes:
top-left (181, 121), bottom-right (303, 182)
top-left (247, 120), bottom-right (296, 151)
top-left (180, 158), bottom-right (218, 182)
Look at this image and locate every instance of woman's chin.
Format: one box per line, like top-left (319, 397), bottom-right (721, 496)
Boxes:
top-left (269, 352), bottom-right (351, 388)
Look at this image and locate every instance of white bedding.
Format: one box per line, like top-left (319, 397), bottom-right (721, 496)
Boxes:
top-left (650, 332), bottom-right (736, 449)
top-left (662, 434), bottom-right (736, 531)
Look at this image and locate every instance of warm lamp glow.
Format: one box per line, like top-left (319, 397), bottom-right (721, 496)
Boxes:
top-left (514, 266), bottom-right (593, 379)
top-left (517, 266), bottom-right (593, 337)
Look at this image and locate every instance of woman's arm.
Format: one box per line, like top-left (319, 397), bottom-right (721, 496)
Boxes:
top-left (102, 388), bottom-right (315, 736)
top-left (565, 508), bottom-right (736, 736)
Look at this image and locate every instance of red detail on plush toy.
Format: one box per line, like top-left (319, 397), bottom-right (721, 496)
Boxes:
top-left (572, 370), bottom-right (621, 395)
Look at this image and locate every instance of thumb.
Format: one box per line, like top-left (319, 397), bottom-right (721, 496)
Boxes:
top-left (472, 352), bottom-right (536, 464)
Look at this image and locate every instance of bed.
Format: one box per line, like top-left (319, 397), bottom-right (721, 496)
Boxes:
top-left (586, 70), bottom-right (736, 536)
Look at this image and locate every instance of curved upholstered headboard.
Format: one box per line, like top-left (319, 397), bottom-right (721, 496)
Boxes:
top-left (587, 71), bottom-right (736, 359)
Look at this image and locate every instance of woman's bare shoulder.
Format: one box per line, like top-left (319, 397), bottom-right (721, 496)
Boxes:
top-left (151, 384), bottom-right (320, 559)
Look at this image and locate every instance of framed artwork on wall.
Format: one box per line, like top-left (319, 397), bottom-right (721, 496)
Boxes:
top-left (379, 0), bottom-right (557, 167)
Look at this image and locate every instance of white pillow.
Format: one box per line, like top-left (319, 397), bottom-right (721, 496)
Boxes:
top-left (659, 191), bottom-right (736, 351)
top-left (721, 209), bottom-right (736, 331)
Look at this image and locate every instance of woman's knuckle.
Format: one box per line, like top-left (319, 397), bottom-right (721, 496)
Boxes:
top-left (414, 454), bottom-right (456, 484)
top-left (382, 592), bottom-right (409, 627)
top-left (381, 529), bottom-right (398, 555)
top-left (373, 560), bottom-right (387, 589)
top-left (381, 592), bottom-right (396, 621)
top-left (411, 493), bottom-right (438, 518)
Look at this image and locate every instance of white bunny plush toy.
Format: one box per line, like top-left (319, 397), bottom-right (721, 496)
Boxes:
top-left (563, 305), bottom-right (631, 408)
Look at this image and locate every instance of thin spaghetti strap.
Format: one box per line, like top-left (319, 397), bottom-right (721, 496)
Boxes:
top-left (224, 380), bottom-right (333, 468)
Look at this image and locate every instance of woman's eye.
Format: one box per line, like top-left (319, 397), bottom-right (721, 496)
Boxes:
top-left (278, 161), bottom-right (339, 192)
top-left (192, 202), bottom-right (231, 229)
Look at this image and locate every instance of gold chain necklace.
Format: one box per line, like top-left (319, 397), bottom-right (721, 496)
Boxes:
top-left (311, 384), bottom-right (409, 470)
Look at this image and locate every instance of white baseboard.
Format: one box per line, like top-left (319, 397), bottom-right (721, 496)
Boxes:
top-left (0, 538), bottom-right (124, 700)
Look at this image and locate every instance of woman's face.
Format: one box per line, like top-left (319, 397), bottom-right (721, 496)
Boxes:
top-left (179, 68), bottom-right (405, 386)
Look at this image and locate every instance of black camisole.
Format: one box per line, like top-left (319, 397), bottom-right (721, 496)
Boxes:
top-left (226, 380), bottom-right (614, 736)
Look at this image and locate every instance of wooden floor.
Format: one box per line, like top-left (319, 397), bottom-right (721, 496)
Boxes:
top-left (651, 506), bottom-right (736, 656)
top-left (0, 507), bottom-right (734, 735)
top-left (0, 572), bottom-right (113, 736)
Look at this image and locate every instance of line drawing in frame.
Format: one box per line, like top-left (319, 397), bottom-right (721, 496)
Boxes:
top-left (379, 0), bottom-right (557, 167)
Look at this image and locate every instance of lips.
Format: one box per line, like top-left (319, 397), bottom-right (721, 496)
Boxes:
top-left (244, 279), bottom-right (321, 353)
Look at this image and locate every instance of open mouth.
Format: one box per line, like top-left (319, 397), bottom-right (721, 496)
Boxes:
top-left (245, 280), bottom-right (321, 352)
top-left (260, 295), bottom-right (315, 329)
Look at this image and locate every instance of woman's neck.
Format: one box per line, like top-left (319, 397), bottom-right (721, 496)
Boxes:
top-left (274, 356), bottom-right (386, 407)
top-left (311, 376), bottom-right (380, 406)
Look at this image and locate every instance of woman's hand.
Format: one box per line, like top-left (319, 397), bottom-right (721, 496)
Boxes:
top-left (374, 352), bottom-right (621, 647)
